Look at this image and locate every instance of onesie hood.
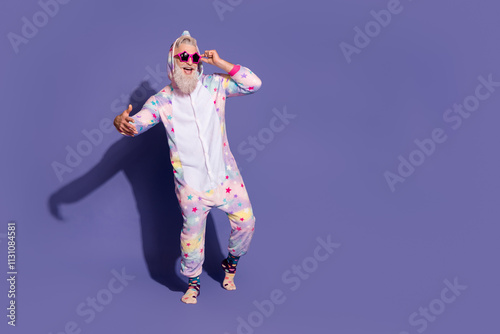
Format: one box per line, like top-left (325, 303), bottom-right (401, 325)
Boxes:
top-left (167, 30), bottom-right (204, 81)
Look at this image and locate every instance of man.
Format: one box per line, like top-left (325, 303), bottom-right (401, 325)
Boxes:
top-left (113, 30), bottom-right (262, 304)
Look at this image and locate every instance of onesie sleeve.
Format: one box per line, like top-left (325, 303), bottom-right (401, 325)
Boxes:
top-left (215, 64), bottom-right (262, 98)
top-left (128, 95), bottom-right (162, 135)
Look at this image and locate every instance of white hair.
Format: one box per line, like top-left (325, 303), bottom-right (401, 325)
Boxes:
top-left (171, 35), bottom-right (198, 54)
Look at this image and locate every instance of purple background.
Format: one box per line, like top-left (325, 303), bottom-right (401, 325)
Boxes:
top-left (1, 0), bottom-right (499, 333)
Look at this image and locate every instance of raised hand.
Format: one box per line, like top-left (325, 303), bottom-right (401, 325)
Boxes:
top-left (200, 49), bottom-right (222, 67)
top-left (201, 49), bottom-right (235, 73)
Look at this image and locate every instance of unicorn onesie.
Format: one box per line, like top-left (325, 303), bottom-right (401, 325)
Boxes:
top-left (128, 31), bottom-right (262, 295)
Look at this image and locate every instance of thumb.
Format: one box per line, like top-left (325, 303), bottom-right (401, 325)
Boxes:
top-left (124, 104), bottom-right (132, 114)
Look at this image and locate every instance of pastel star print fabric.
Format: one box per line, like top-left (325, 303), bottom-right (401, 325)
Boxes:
top-left (177, 172), bottom-right (256, 277)
top-left (128, 64), bottom-right (262, 277)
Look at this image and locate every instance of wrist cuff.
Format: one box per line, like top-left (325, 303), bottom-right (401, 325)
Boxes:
top-left (228, 64), bottom-right (241, 76)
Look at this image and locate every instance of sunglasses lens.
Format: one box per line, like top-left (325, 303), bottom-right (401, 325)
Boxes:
top-left (180, 52), bottom-right (189, 61)
top-left (192, 53), bottom-right (200, 63)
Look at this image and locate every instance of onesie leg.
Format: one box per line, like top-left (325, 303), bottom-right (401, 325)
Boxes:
top-left (218, 178), bottom-right (256, 257)
top-left (178, 187), bottom-right (212, 278)
top-left (217, 176), bottom-right (256, 290)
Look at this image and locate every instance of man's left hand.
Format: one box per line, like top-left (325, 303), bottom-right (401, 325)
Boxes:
top-left (201, 49), bottom-right (233, 72)
top-left (201, 49), bottom-right (221, 66)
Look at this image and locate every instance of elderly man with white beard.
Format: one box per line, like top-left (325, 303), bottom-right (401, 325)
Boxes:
top-left (113, 30), bottom-right (262, 304)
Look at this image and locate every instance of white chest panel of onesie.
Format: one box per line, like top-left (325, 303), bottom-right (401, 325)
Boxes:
top-left (171, 80), bottom-right (225, 192)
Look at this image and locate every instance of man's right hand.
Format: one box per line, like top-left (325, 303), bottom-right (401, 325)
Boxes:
top-left (114, 104), bottom-right (138, 137)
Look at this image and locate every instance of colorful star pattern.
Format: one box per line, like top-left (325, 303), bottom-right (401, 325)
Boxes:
top-left (127, 64), bottom-right (261, 278)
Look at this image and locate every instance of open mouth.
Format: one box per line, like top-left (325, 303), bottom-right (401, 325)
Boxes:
top-left (183, 67), bottom-right (194, 74)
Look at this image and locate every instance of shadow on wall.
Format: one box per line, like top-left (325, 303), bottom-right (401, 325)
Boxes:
top-left (47, 81), bottom-right (226, 292)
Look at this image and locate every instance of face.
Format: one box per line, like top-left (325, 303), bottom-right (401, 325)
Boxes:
top-left (174, 43), bottom-right (199, 76)
top-left (172, 43), bottom-right (200, 95)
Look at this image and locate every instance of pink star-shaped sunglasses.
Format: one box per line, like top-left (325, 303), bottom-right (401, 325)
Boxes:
top-left (174, 51), bottom-right (202, 64)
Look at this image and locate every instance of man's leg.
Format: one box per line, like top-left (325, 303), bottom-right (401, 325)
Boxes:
top-left (217, 176), bottom-right (256, 290)
top-left (177, 185), bottom-right (212, 303)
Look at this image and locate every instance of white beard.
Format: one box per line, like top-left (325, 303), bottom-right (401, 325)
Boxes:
top-left (172, 62), bottom-right (199, 95)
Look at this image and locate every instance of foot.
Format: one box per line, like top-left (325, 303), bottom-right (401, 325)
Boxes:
top-left (223, 272), bottom-right (236, 290)
top-left (181, 287), bottom-right (199, 304)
